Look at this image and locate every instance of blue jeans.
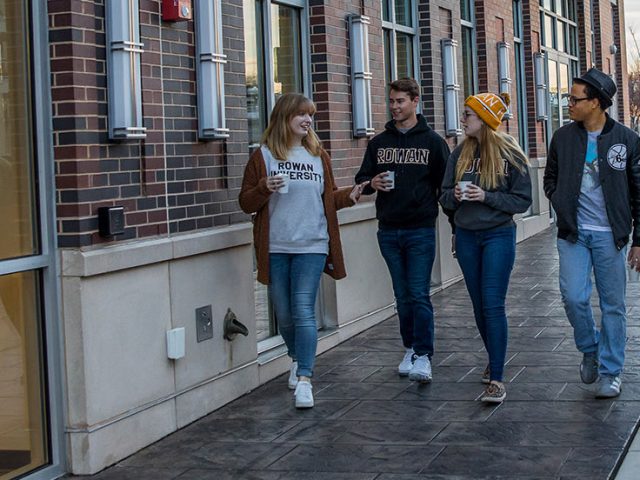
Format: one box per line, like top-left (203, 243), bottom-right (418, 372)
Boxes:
top-left (455, 226), bottom-right (516, 382)
top-left (557, 230), bottom-right (627, 376)
top-left (269, 253), bottom-right (326, 378)
top-left (377, 227), bottom-right (436, 357)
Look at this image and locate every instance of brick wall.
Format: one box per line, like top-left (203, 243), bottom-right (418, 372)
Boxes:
top-left (475, 0), bottom-right (518, 139)
top-left (48, 0), bottom-right (631, 249)
top-left (522, 0), bottom-right (545, 159)
top-left (616, 0), bottom-right (631, 124)
top-left (308, 0), bottom-right (379, 186)
top-left (49, 0), bottom-right (246, 248)
top-left (416, 0), bottom-right (459, 151)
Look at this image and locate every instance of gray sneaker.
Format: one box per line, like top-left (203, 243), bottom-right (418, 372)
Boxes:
top-left (595, 375), bottom-right (622, 399)
top-left (398, 349), bottom-right (415, 377)
top-left (408, 354), bottom-right (432, 383)
top-left (580, 352), bottom-right (599, 384)
top-left (294, 380), bottom-right (314, 408)
top-left (288, 361), bottom-right (298, 390)
top-left (481, 381), bottom-right (506, 403)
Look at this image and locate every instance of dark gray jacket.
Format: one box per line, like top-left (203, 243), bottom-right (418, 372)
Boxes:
top-left (439, 144), bottom-right (532, 231)
top-left (543, 116), bottom-right (640, 249)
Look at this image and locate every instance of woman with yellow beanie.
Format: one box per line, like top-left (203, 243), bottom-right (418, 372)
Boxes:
top-left (439, 92), bottom-right (532, 403)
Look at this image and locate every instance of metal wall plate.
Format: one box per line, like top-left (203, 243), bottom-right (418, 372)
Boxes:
top-left (195, 305), bottom-right (213, 342)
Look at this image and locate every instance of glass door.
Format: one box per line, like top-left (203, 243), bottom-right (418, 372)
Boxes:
top-left (545, 56), bottom-right (572, 142)
top-left (0, 1), bottom-right (61, 479)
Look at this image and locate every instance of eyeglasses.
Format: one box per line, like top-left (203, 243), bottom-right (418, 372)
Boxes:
top-left (567, 96), bottom-right (591, 106)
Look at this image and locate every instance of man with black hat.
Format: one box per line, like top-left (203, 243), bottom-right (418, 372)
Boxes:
top-left (544, 67), bottom-right (640, 398)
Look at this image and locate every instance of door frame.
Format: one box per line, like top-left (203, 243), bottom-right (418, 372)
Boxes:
top-left (0, 1), bottom-right (65, 478)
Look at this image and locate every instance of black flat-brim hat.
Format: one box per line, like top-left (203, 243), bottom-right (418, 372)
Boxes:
top-left (577, 67), bottom-right (617, 102)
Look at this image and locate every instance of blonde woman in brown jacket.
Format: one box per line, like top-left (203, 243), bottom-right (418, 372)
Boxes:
top-left (239, 93), bottom-right (367, 409)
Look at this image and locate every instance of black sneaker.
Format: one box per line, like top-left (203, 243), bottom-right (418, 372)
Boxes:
top-left (580, 352), bottom-right (599, 384)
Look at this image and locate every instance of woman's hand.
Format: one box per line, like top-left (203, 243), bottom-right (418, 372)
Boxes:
top-left (265, 175), bottom-right (284, 193)
top-left (465, 184), bottom-right (486, 202)
top-left (454, 184), bottom-right (463, 202)
top-left (349, 181), bottom-right (370, 203)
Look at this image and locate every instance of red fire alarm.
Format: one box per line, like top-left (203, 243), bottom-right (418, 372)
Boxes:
top-left (162, 0), bottom-right (192, 22)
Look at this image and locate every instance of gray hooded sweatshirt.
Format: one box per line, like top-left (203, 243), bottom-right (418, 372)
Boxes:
top-left (439, 144), bottom-right (532, 231)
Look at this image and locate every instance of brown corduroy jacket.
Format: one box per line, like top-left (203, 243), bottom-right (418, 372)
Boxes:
top-left (239, 147), bottom-right (355, 285)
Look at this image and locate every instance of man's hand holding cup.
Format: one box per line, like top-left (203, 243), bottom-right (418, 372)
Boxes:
top-left (371, 171), bottom-right (395, 192)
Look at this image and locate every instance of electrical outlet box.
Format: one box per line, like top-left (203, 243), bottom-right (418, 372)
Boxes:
top-left (166, 327), bottom-right (185, 359)
top-left (195, 305), bottom-right (213, 342)
top-left (98, 206), bottom-right (125, 237)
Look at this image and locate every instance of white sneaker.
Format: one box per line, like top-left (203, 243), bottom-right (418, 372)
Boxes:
top-left (398, 349), bottom-right (415, 376)
top-left (288, 361), bottom-right (298, 390)
top-left (294, 380), bottom-right (314, 409)
top-left (408, 354), bottom-right (432, 383)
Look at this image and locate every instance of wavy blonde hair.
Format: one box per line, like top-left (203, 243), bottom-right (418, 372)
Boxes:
top-left (261, 93), bottom-right (323, 160)
top-left (455, 124), bottom-right (529, 190)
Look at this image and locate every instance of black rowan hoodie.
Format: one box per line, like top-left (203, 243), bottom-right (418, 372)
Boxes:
top-left (355, 115), bottom-right (450, 229)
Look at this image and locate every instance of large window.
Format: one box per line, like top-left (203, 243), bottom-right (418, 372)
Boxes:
top-left (460, 0), bottom-right (477, 97)
top-left (0, 1), bottom-right (59, 478)
top-left (244, 0), bottom-right (307, 150)
top-left (382, 0), bottom-right (418, 103)
top-left (540, 0), bottom-right (578, 139)
top-left (244, 0), bottom-right (310, 344)
top-left (513, 0), bottom-right (527, 151)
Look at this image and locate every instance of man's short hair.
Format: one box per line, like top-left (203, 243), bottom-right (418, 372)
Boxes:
top-left (573, 78), bottom-right (613, 110)
top-left (389, 78), bottom-right (420, 100)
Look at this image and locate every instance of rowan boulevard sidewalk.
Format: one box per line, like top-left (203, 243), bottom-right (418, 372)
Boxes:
top-left (71, 228), bottom-right (640, 479)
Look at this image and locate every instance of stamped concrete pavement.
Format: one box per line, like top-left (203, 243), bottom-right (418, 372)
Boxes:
top-left (69, 228), bottom-right (640, 480)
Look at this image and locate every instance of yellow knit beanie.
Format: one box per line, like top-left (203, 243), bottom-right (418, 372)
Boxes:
top-left (464, 92), bottom-right (510, 131)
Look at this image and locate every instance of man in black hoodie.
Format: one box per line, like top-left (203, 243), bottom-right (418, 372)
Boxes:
top-left (355, 78), bottom-right (450, 383)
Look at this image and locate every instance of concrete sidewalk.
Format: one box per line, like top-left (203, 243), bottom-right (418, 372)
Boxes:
top-left (71, 228), bottom-right (640, 479)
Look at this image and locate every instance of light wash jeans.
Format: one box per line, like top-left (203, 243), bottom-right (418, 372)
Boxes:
top-left (455, 226), bottom-right (516, 382)
top-left (377, 227), bottom-right (436, 357)
top-left (557, 229), bottom-right (627, 376)
top-left (269, 253), bottom-right (326, 378)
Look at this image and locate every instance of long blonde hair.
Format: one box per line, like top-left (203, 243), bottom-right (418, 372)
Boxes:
top-left (261, 93), bottom-right (323, 160)
top-left (455, 124), bottom-right (529, 190)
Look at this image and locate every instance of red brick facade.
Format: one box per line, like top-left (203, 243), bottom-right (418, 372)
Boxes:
top-left (47, 0), bottom-right (631, 248)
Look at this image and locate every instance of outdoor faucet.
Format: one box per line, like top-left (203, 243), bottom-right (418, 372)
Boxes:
top-left (223, 308), bottom-right (249, 341)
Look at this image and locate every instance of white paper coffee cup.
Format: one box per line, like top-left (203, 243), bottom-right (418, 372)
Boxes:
top-left (276, 173), bottom-right (290, 193)
top-left (386, 171), bottom-right (395, 190)
top-left (457, 180), bottom-right (471, 200)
